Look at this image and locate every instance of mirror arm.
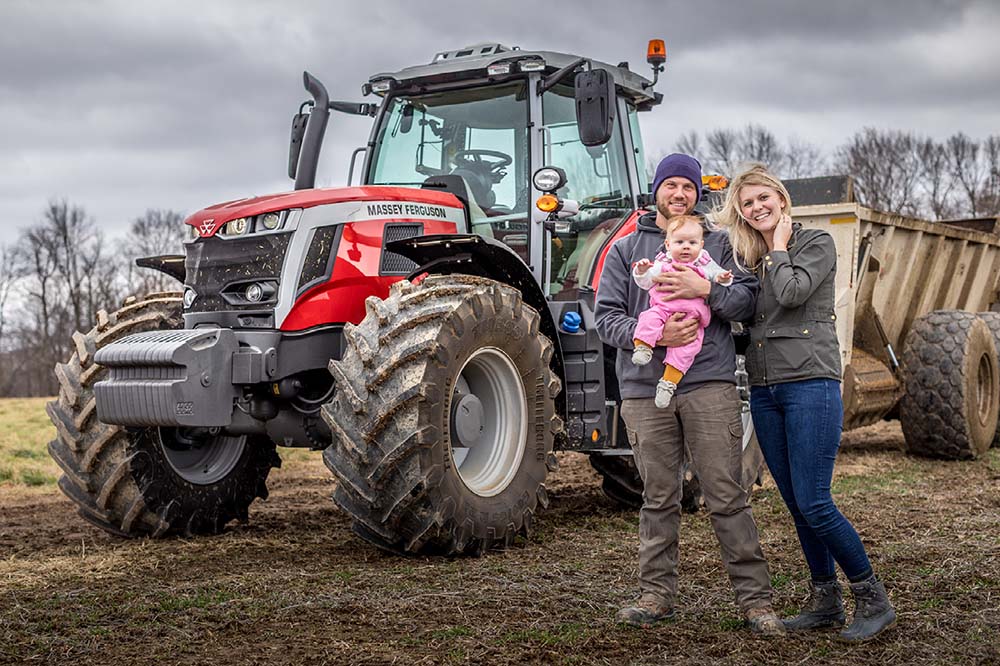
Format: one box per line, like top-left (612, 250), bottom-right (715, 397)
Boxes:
top-left (329, 101), bottom-right (378, 117)
top-left (538, 57), bottom-right (588, 96)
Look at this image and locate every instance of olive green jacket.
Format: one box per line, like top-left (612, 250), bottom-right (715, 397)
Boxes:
top-left (745, 226), bottom-right (842, 387)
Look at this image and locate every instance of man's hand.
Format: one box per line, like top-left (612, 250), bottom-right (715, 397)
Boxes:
top-left (656, 312), bottom-right (699, 347)
top-left (653, 264), bottom-right (711, 301)
top-left (772, 213), bottom-right (793, 251)
top-left (633, 258), bottom-right (653, 276)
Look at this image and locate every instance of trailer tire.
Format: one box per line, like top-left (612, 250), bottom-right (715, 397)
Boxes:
top-left (322, 275), bottom-right (562, 555)
top-left (976, 311), bottom-right (1000, 448)
top-left (901, 310), bottom-right (999, 459)
top-left (46, 293), bottom-right (279, 537)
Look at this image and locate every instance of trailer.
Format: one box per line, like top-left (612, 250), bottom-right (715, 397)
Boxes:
top-left (791, 201), bottom-right (1000, 458)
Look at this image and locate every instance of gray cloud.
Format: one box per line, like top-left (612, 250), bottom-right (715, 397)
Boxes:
top-left (1, 0), bottom-right (996, 246)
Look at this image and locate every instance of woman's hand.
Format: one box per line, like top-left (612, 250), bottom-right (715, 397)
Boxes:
top-left (656, 312), bottom-right (699, 347)
top-left (772, 214), bottom-right (793, 251)
top-left (653, 264), bottom-right (711, 300)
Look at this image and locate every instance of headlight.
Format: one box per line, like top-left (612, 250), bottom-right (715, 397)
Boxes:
top-left (183, 288), bottom-right (197, 308)
top-left (533, 166), bottom-right (567, 193)
top-left (225, 217), bottom-right (250, 236)
top-left (245, 283), bottom-right (264, 303)
top-left (259, 211), bottom-right (282, 231)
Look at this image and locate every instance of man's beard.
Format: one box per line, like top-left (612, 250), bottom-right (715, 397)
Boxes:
top-left (656, 199), bottom-right (690, 219)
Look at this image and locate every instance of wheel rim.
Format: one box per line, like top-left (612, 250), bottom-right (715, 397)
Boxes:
top-left (976, 352), bottom-right (995, 427)
top-left (449, 347), bottom-right (527, 497)
top-left (159, 428), bottom-right (246, 485)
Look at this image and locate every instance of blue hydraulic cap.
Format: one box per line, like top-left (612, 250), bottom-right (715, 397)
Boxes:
top-left (561, 311), bottom-right (582, 333)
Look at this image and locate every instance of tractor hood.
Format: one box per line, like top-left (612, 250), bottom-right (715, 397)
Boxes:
top-left (184, 186), bottom-right (464, 239)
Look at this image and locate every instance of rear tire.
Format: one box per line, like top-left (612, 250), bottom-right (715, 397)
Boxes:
top-left (900, 310), bottom-right (999, 459)
top-left (46, 293), bottom-right (280, 537)
top-left (322, 275), bottom-right (562, 555)
top-left (976, 311), bottom-right (1000, 448)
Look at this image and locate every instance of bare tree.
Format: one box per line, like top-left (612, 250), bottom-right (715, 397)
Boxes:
top-left (119, 209), bottom-right (188, 294)
top-left (739, 124), bottom-right (786, 174)
top-left (674, 130), bottom-right (703, 164)
top-left (917, 138), bottom-right (956, 219)
top-left (784, 135), bottom-right (827, 179)
top-left (836, 128), bottom-right (921, 216)
top-left (980, 135), bottom-right (1000, 216)
top-left (0, 244), bottom-right (17, 353)
top-left (946, 133), bottom-right (987, 216)
top-left (705, 128), bottom-right (740, 176)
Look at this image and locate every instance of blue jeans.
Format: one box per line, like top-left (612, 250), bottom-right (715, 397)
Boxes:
top-left (750, 379), bottom-right (873, 582)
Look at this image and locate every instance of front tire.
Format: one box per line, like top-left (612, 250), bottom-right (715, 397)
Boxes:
top-left (322, 275), bottom-right (562, 555)
top-left (46, 293), bottom-right (280, 537)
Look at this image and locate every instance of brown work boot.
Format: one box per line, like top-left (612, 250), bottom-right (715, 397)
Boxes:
top-left (617, 595), bottom-right (675, 627)
top-left (745, 606), bottom-right (786, 636)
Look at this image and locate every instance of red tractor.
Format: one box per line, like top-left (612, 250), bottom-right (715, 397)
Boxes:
top-left (48, 41), bottom-right (760, 553)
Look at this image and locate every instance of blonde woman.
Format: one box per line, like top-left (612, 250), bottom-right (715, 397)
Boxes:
top-left (716, 164), bottom-right (896, 641)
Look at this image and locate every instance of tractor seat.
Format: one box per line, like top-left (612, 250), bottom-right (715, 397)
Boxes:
top-left (420, 175), bottom-right (494, 239)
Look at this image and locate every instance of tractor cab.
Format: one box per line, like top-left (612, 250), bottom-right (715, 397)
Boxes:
top-left (296, 43), bottom-right (662, 300)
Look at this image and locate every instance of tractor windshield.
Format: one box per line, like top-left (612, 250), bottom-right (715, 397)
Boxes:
top-left (542, 84), bottom-right (635, 300)
top-left (368, 83), bottom-right (530, 260)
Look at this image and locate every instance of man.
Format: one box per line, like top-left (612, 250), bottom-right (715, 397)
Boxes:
top-left (595, 154), bottom-right (783, 635)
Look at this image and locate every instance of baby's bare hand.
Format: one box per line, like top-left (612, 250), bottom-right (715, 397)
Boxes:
top-left (716, 270), bottom-right (733, 284)
top-left (634, 258), bottom-right (653, 275)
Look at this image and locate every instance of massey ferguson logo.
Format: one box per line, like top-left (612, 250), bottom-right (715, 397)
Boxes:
top-left (199, 219), bottom-right (217, 236)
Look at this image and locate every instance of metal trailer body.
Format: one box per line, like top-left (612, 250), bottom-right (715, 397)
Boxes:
top-left (791, 203), bottom-right (1000, 436)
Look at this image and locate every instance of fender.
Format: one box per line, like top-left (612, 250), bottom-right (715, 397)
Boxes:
top-left (387, 233), bottom-right (567, 426)
top-left (136, 254), bottom-right (186, 283)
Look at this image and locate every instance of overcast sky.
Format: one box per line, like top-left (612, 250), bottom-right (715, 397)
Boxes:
top-left (2, 0), bottom-right (998, 247)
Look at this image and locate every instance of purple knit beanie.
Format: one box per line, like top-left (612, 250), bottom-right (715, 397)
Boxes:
top-left (651, 153), bottom-right (702, 205)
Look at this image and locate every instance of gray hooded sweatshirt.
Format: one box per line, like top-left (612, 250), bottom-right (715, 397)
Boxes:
top-left (595, 212), bottom-right (759, 400)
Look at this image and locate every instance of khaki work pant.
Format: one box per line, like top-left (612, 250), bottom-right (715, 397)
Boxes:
top-left (620, 382), bottom-right (773, 611)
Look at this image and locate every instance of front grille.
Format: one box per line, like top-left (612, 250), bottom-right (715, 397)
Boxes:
top-left (185, 233), bottom-right (291, 313)
top-left (380, 223), bottom-right (423, 275)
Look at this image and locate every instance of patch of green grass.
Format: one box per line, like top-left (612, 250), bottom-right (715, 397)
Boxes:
top-left (155, 589), bottom-right (239, 613)
top-left (430, 625), bottom-right (473, 640)
top-left (831, 467), bottom-right (922, 496)
top-left (20, 468), bottom-right (56, 486)
top-left (718, 615), bottom-right (744, 631)
top-left (770, 572), bottom-right (792, 590)
top-left (500, 623), bottom-right (587, 646)
top-left (0, 397), bottom-right (59, 487)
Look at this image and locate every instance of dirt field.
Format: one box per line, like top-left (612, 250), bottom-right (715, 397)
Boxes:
top-left (2, 411), bottom-right (999, 665)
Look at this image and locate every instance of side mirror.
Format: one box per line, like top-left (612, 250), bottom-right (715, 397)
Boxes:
top-left (287, 111), bottom-right (309, 179)
top-left (574, 69), bottom-right (615, 147)
top-left (400, 104), bottom-right (414, 134)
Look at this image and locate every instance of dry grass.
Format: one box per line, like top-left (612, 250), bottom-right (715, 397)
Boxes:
top-left (1, 402), bottom-right (999, 665)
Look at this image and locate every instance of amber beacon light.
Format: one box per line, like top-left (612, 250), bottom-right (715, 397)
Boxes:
top-left (647, 39), bottom-right (666, 66)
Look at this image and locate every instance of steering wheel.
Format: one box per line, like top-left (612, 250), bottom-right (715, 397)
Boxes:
top-left (452, 149), bottom-right (512, 181)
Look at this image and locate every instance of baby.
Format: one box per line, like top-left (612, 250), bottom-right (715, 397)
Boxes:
top-left (632, 215), bottom-right (732, 408)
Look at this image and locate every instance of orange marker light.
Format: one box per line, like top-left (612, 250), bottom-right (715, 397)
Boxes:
top-left (702, 174), bottom-right (729, 191)
top-left (647, 39), bottom-right (666, 66)
top-left (591, 429), bottom-right (601, 442)
top-left (536, 194), bottom-right (560, 213)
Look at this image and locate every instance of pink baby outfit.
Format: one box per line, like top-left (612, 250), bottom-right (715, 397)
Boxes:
top-left (632, 249), bottom-right (729, 374)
